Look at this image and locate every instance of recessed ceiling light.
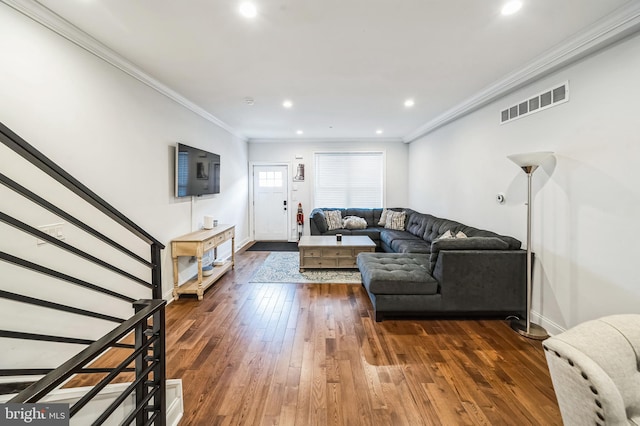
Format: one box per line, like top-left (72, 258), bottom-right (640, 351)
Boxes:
top-left (501, 1), bottom-right (522, 15)
top-left (296, 130), bottom-right (303, 135)
top-left (376, 129), bottom-right (383, 134)
top-left (283, 100), bottom-right (293, 108)
top-left (239, 2), bottom-right (257, 18)
top-left (404, 99), bottom-right (415, 108)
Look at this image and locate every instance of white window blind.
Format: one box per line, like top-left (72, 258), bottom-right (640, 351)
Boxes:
top-left (314, 152), bottom-right (384, 208)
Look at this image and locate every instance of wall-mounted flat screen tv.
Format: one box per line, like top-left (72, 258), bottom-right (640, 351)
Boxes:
top-left (175, 143), bottom-right (220, 197)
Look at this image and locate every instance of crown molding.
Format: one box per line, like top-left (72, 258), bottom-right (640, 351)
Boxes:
top-left (248, 137), bottom-right (404, 144)
top-left (403, 1), bottom-right (640, 143)
top-left (5, 0), bottom-right (639, 145)
top-left (2, 0), bottom-right (247, 141)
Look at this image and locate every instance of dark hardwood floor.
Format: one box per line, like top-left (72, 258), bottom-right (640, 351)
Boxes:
top-left (166, 250), bottom-right (561, 425)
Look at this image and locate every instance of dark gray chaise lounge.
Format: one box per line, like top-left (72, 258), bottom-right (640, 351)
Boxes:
top-left (309, 207), bottom-right (527, 321)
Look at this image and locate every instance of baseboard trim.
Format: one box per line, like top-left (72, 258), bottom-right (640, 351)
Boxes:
top-left (531, 311), bottom-right (566, 336)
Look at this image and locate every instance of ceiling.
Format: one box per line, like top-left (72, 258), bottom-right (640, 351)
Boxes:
top-left (23, 0), bottom-right (638, 141)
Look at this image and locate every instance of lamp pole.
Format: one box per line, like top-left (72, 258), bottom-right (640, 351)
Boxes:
top-left (507, 152), bottom-right (552, 340)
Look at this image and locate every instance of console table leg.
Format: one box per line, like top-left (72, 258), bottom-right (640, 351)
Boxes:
top-left (231, 237), bottom-right (235, 269)
top-left (172, 256), bottom-right (179, 300)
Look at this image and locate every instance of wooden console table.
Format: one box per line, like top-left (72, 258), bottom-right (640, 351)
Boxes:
top-left (171, 224), bottom-right (235, 300)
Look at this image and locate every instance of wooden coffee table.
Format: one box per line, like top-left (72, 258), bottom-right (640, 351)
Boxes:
top-left (298, 235), bottom-right (376, 271)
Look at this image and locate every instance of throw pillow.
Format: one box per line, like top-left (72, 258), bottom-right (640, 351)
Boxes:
top-left (437, 230), bottom-right (454, 240)
top-left (378, 209), bottom-right (389, 226)
top-left (384, 210), bottom-right (406, 230)
top-left (436, 230), bottom-right (468, 240)
top-left (325, 210), bottom-right (343, 231)
top-left (343, 216), bottom-right (368, 230)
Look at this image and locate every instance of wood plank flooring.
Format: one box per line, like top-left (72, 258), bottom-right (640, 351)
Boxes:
top-left (165, 250), bottom-right (562, 425)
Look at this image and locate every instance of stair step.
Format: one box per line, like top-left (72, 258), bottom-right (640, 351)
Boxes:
top-left (0, 381), bottom-right (35, 395)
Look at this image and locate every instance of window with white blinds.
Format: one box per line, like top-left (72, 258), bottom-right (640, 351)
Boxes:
top-left (314, 152), bottom-right (384, 208)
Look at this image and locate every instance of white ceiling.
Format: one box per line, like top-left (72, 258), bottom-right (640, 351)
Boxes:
top-left (22, 0), bottom-right (640, 141)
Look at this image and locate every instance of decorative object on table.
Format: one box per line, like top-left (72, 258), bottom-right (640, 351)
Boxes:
top-left (507, 151), bottom-right (554, 339)
top-left (249, 252), bottom-right (362, 284)
top-left (336, 233), bottom-right (342, 242)
top-left (213, 219), bottom-right (218, 227)
top-left (204, 215), bottom-right (214, 229)
top-left (202, 264), bottom-right (214, 276)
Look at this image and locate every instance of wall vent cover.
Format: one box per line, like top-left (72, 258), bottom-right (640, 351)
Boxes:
top-left (500, 81), bottom-right (569, 124)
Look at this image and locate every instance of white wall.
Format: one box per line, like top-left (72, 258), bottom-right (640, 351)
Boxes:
top-left (0, 5), bottom-right (249, 368)
top-left (248, 140), bottom-right (408, 240)
top-left (408, 32), bottom-right (640, 333)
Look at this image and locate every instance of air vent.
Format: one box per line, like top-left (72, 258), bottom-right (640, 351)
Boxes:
top-left (500, 81), bottom-right (569, 124)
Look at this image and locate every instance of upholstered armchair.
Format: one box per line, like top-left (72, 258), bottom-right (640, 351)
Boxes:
top-left (543, 314), bottom-right (640, 426)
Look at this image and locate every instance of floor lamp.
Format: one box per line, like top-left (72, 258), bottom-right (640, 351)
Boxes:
top-left (507, 151), bottom-right (553, 340)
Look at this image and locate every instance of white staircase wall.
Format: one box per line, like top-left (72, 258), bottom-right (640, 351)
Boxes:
top-left (0, 379), bottom-right (183, 426)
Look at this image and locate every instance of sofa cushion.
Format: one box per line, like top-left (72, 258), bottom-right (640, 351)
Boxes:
top-left (391, 239), bottom-right (431, 254)
top-left (344, 208), bottom-right (383, 227)
top-left (459, 226), bottom-right (522, 249)
top-left (311, 210), bottom-right (328, 233)
top-left (380, 229), bottom-right (421, 247)
top-left (322, 228), bottom-right (352, 236)
top-left (422, 215), bottom-right (465, 243)
top-left (351, 227), bottom-right (383, 242)
top-left (357, 253), bottom-right (438, 295)
top-left (431, 236), bottom-right (509, 251)
top-left (404, 212), bottom-right (429, 238)
top-left (429, 237), bottom-right (511, 270)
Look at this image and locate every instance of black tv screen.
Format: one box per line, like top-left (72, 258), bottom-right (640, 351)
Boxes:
top-left (175, 143), bottom-right (220, 197)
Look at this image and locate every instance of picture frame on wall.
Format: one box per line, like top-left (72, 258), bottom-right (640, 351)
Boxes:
top-left (294, 163), bottom-right (305, 181)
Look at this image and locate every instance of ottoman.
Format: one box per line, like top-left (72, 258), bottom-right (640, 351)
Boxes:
top-left (356, 253), bottom-right (439, 321)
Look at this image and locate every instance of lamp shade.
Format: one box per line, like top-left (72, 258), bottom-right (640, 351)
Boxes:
top-left (507, 151), bottom-right (554, 167)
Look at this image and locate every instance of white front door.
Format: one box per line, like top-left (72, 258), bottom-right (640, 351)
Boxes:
top-left (253, 165), bottom-right (289, 240)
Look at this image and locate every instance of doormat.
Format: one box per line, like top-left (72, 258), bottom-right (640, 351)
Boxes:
top-left (247, 241), bottom-right (299, 252)
top-left (249, 252), bottom-right (362, 284)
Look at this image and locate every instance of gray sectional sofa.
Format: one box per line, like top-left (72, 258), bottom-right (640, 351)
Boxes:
top-left (309, 207), bottom-right (527, 321)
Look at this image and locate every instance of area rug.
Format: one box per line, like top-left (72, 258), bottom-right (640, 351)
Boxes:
top-left (246, 241), bottom-right (299, 252)
top-left (249, 252), bottom-right (362, 284)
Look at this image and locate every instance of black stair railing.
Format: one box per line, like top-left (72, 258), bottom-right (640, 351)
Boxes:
top-left (0, 121), bottom-right (168, 424)
top-left (10, 299), bottom-right (166, 426)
